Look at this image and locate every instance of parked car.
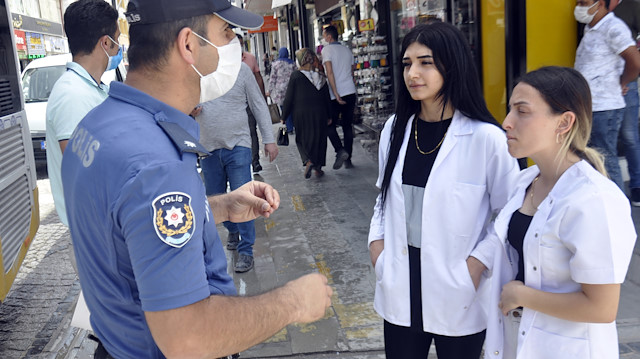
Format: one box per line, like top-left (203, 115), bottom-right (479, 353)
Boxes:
top-left (20, 54), bottom-right (126, 165)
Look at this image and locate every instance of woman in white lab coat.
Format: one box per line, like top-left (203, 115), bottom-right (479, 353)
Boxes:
top-left (368, 22), bottom-right (520, 358)
top-left (472, 66), bottom-right (636, 359)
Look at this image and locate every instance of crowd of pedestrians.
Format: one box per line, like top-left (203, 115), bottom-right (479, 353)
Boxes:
top-left (43, 0), bottom-right (640, 358)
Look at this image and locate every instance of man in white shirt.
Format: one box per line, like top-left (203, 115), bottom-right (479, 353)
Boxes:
top-left (322, 25), bottom-right (357, 169)
top-left (611, 0), bottom-right (640, 204)
top-left (574, 0), bottom-right (640, 190)
top-left (46, 0), bottom-right (121, 228)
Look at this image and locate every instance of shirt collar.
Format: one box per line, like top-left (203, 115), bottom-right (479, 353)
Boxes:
top-left (587, 12), bottom-right (615, 32)
top-left (108, 82), bottom-right (210, 156)
top-left (66, 62), bottom-right (107, 91)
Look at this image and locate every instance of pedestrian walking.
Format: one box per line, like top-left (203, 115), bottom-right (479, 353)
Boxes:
top-left (611, 0), bottom-right (640, 205)
top-left (46, 0), bottom-right (119, 229)
top-left (476, 66), bottom-right (637, 359)
top-left (236, 34), bottom-right (268, 173)
top-left (574, 0), bottom-right (640, 190)
top-left (268, 47), bottom-right (297, 133)
top-left (45, 0), bottom-right (121, 332)
top-left (194, 61), bottom-right (278, 273)
top-left (281, 48), bottom-right (331, 179)
top-left (264, 53), bottom-right (271, 75)
top-left (61, 0), bottom-right (332, 357)
top-left (367, 22), bottom-right (520, 359)
top-left (322, 25), bottom-right (356, 169)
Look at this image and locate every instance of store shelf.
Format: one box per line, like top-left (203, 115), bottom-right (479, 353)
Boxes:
top-left (352, 33), bottom-right (394, 130)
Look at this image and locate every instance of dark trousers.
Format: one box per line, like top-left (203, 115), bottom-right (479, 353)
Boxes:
top-left (383, 246), bottom-right (485, 359)
top-left (93, 338), bottom-right (116, 359)
top-left (247, 108), bottom-right (260, 165)
top-left (327, 94), bottom-right (356, 159)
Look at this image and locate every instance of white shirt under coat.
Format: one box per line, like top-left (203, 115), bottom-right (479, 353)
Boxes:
top-left (368, 111), bottom-right (520, 336)
top-left (474, 162), bottom-right (637, 359)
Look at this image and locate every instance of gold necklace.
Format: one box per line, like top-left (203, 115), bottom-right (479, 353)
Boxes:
top-left (530, 175), bottom-right (540, 210)
top-left (414, 118), bottom-right (448, 155)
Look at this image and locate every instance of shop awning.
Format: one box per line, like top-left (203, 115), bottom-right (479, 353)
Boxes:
top-left (245, 0), bottom-right (275, 14)
top-left (315, 0), bottom-right (342, 16)
top-left (272, 0), bottom-right (293, 9)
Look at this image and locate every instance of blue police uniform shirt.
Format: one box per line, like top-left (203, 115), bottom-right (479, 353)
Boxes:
top-left (62, 82), bottom-right (236, 359)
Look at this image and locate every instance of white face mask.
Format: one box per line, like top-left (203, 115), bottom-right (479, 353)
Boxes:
top-left (574, 2), bottom-right (599, 24)
top-left (191, 34), bottom-right (242, 103)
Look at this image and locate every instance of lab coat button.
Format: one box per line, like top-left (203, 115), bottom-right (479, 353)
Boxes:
top-left (402, 248), bottom-right (407, 255)
top-left (534, 233), bottom-right (538, 238)
top-left (522, 331), bottom-right (526, 336)
top-left (494, 351), bottom-right (499, 355)
top-left (533, 266), bottom-right (537, 271)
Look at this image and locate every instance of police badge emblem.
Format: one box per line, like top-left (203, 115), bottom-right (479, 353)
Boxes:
top-left (152, 192), bottom-right (195, 247)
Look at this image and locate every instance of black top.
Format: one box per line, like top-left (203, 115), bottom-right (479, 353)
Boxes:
top-left (402, 118), bottom-right (452, 187)
top-left (507, 210), bottom-right (533, 282)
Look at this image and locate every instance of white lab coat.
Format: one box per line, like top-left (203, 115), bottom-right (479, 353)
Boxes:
top-left (368, 111), bottom-right (520, 336)
top-left (474, 162), bottom-right (637, 359)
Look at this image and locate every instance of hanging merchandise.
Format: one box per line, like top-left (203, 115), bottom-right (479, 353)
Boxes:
top-left (352, 33), bottom-right (393, 131)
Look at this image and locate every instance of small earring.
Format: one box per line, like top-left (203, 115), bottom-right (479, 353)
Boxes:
top-left (556, 133), bottom-right (562, 144)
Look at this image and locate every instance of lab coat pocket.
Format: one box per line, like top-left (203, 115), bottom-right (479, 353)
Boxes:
top-left (453, 259), bottom-right (478, 310)
top-left (462, 259), bottom-right (478, 294)
top-left (374, 249), bottom-right (385, 282)
top-left (520, 326), bottom-right (589, 359)
top-left (449, 182), bottom-right (487, 237)
top-left (538, 238), bottom-right (572, 287)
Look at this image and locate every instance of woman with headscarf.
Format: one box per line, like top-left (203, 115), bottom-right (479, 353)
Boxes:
top-left (281, 48), bottom-right (332, 178)
top-left (268, 47), bottom-right (297, 133)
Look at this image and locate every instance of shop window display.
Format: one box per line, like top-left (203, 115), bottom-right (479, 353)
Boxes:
top-left (353, 33), bottom-right (394, 131)
top-left (393, 0), bottom-right (478, 54)
top-left (390, 0), bottom-right (480, 94)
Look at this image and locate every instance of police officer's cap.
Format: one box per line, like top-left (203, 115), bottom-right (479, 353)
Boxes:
top-left (125, 0), bottom-right (264, 30)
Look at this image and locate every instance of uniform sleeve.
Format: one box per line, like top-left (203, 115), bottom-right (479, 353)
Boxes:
top-left (114, 161), bottom-right (212, 312)
top-left (367, 116), bottom-right (395, 246)
top-left (246, 71), bottom-right (276, 144)
top-left (470, 125), bottom-right (520, 269)
top-left (561, 189), bottom-right (637, 284)
top-left (608, 20), bottom-right (636, 55)
top-left (484, 126), bottom-right (521, 212)
top-left (471, 218), bottom-right (505, 273)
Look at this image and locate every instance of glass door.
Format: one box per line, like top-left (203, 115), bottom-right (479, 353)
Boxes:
top-left (450, 0), bottom-right (479, 63)
top-left (388, 0), bottom-right (481, 98)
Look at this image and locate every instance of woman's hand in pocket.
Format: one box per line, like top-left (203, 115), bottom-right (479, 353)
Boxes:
top-left (466, 256), bottom-right (487, 290)
top-left (369, 240), bottom-right (384, 267)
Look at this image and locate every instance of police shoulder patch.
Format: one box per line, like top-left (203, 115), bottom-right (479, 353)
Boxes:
top-left (152, 192), bottom-right (196, 248)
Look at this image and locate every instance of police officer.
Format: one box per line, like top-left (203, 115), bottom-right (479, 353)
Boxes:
top-left (61, 0), bottom-right (332, 358)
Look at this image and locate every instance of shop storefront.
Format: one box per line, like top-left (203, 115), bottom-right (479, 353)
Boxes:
top-left (11, 13), bottom-right (66, 65)
top-left (25, 31), bottom-right (45, 59)
top-left (13, 29), bottom-right (27, 69)
top-left (351, 0), bottom-right (577, 135)
top-left (353, 0), bottom-right (481, 132)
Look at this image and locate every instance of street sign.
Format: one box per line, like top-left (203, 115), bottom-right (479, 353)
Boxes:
top-left (358, 18), bottom-right (374, 32)
top-left (331, 20), bottom-right (344, 35)
top-left (249, 16), bottom-right (279, 34)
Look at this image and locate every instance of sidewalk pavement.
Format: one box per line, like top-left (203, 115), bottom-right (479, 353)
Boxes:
top-left (51, 126), bottom-right (640, 358)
